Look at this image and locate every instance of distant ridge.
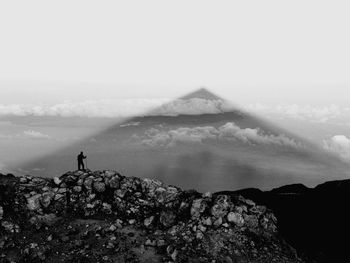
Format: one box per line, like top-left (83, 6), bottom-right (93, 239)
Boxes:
top-left (181, 87), bottom-right (223, 100)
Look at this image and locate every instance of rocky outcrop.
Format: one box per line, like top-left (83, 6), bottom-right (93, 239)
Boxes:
top-left (0, 170), bottom-right (302, 262)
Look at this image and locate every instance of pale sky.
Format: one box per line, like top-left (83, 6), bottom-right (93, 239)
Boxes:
top-left (1, 0), bottom-right (350, 106)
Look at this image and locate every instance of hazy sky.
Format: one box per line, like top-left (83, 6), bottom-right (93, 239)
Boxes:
top-left (1, 0), bottom-right (350, 106)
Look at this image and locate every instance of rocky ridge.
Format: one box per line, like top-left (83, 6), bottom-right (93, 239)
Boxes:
top-left (0, 170), bottom-right (301, 262)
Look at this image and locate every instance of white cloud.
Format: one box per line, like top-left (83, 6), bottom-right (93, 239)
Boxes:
top-left (0, 99), bottom-right (168, 118)
top-left (149, 99), bottom-right (234, 116)
top-left (217, 123), bottom-right (300, 147)
top-left (245, 104), bottom-right (350, 123)
top-left (323, 135), bottom-right (350, 161)
top-left (23, 130), bottom-right (50, 139)
top-left (120, 122), bottom-right (141, 127)
top-left (137, 122), bottom-right (301, 148)
top-left (0, 130), bottom-right (50, 140)
top-left (0, 98), bottom-right (235, 118)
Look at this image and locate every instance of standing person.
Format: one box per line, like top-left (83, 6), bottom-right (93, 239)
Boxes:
top-left (77, 151), bottom-right (87, 171)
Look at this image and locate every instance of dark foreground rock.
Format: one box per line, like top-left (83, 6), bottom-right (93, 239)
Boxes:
top-left (0, 170), bottom-right (301, 263)
top-left (225, 180), bottom-right (350, 263)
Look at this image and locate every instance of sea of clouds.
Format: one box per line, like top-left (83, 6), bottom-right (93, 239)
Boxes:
top-left (134, 122), bottom-right (302, 149)
top-left (246, 103), bottom-right (350, 123)
top-left (0, 130), bottom-right (50, 140)
top-left (0, 98), bottom-right (233, 118)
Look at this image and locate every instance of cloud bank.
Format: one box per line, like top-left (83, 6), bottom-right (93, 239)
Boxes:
top-left (3, 98), bottom-right (347, 124)
top-left (246, 103), bottom-right (350, 123)
top-left (323, 135), bottom-right (350, 161)
top-left (136, 122), bottom-right (301, 148)
top-left (0, 130), bottom-right (51, 140)
top-left (0, 98), bottom-right (234, 118)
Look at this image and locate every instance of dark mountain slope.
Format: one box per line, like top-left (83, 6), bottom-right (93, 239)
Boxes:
top-left (220, 179), bottom-right (350, 262)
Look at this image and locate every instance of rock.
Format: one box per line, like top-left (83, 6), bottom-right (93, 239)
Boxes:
top-left (198, 224), bottom-right (206, 232)
top-left (144, 216), bottom-right (154, 228)
top-left (73, 186), bottom-right (82, 192)
top-left (227, 212), bottom-right (245, 227)
top-left (104, 170), bottom-right (117, 177)
top-left (83, 177), bottom-right (93, 190)
top-left (102, 203), bottom-right (112, 214)
top-left (108, 176), bottom-right (120, 189)
top-left (203, 191), bottom-right (212, 199)
top-left (115, 219), bottom-right (123, 228)
top-left (171, 249), bottom-right (178, 261)
top-left (213, 217), bottom-right (223, 227)
top-left (93, 182), bottom-right (106, 192)
top-left (54, 193), bottom-right (65, 201)
top-left (191, 199), bottom-right (206, 219)
top-left (260, 213), bottom-right (277, 233)
top-left (29, 214), bottom-right (59, 229)
top-left (211, 195), bottom-right (230, 218)
top-left (41, 192), bottom-right (54, 208)
top-left (27, 194), bottom-right (42, 211)
top-left (0, 205), bottom-right (3, 220)
top-left (1, 221), bottom-right (20, 233)
top-left (243, 214), bottom-right (259, 229)
top-left (196, 230), bottom-right (204, 239)
top-left (160, 210), bottom-right (176, 227)
top-left (202, 217), bottom-right (212, 226)
top-left (145, 239), bottom-right (156, 246)
top-left (141, 178), bottom-right (163, 198)
top-left (115, 189), bottom-right (127, 198)
top-left (109, 224), bottom-right (117, 232)
top-left (250, 205), bottom-right (267, 215)
top-left (53, 177), bottom-right (61, 185)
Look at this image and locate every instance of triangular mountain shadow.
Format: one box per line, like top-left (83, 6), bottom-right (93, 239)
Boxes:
top-left (181, 87), bottom-right (223, 100)
top-left (16, 88), bottom-right (350, 192)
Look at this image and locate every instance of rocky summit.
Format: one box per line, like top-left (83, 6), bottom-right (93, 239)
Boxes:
top-left (0, 170), bottom-right (301, 263)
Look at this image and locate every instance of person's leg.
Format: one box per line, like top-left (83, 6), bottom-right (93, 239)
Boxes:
top-left (82, 162), bottom-right (85, 171)
top-left (78, 162), bottom-right (81, 170)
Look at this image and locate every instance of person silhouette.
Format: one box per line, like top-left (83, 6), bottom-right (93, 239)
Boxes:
top-left (77, 151), bottom-right (87, 171)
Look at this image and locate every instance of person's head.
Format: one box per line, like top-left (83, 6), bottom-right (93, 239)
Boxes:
top-left (80, 151), bottom-right (83, 154)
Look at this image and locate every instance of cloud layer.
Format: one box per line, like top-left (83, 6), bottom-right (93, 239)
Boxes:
top-left (323, 135), bottom-right (350, 161)
top-left (0, 130), bottom-right (50, 140)
top-left (0, 98), bottom-right (234, 118)
top-left (3, 98), bottom-right (348, 124)
top-left (136, 122), bottom-right (301, 148)
top-left (246, 103), bottom-right (350, 123)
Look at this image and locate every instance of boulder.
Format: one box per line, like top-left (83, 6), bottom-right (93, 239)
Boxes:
top-left (191, 199), bottom-right (206, 219)
top-left (93, 182), bottom-right (106, 193)
top-left (27, 194), bottom-right (42, 211)
top-left (144, 216), bottom-right (155, 228)
top-left (211, 195), bottom-right (230, 218)
top-left (227, 212), bottom-right (245, 227)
